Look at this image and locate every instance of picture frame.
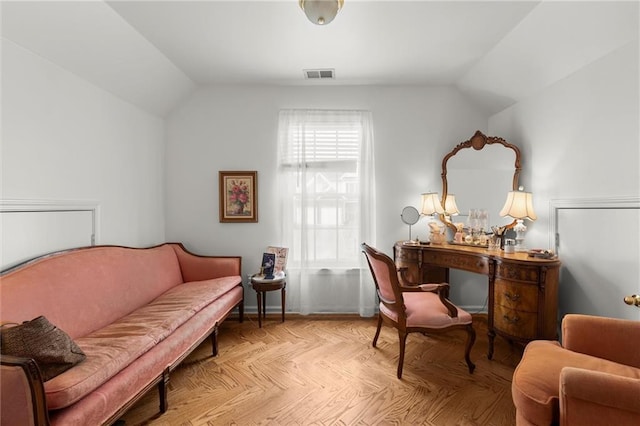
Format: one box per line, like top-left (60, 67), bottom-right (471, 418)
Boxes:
top-left (219, 171), bottom-right (258, 223)
top-left (266, 246), bottom-right (288, 274)
top-left (261, 252), bottom-right (276, 279)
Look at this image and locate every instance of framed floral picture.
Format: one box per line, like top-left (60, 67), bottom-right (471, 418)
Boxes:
top-left (219, 171), bottom-right (258, 223)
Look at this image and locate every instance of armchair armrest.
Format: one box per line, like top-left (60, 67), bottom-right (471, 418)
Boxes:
top-left (560, 367), bottom-right (640, 426)
top-left (1, 355), bottom-right (49, 426)
top-left (397, 278), bottom-right (459, 318)
top-left (397, 268), bottom-right (448, 294)
top-left (170, 243), bottom-right (242, 282)
top-left (429, 284), bottom-right (459, 318)
top-left (562, 314), bottom-right (640, 368)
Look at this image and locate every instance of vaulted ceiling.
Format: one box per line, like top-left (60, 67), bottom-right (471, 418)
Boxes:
top-left (2, 1), bottom-right (637, 117)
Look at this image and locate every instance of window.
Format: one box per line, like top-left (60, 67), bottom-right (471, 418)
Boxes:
top-left (280, 116), bottom-right (364, 267)
top-left (277, 110), bottom-right (377, 315)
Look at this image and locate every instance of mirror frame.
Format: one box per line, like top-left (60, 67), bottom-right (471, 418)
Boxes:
top-left (440, 130), bottom-right (522, 232)
top-left (400, 205), bottom-right (420, 241)
top-left (400, 205), bottom-right (420, 226)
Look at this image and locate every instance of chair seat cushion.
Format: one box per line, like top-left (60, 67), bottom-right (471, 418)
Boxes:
top-left (512, 340), bottom-right (640, 425)
top-left (380, 292), bottom-right (472, 328)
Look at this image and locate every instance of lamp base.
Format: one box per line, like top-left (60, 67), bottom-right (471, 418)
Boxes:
top-left (514, 219), bottom-right (528, 252)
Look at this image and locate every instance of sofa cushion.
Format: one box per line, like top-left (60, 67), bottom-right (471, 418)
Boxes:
top-left (47, 287), bottom-right (243, 426)
top-left (512, 340), bottom-right (640, 425)
top-left (142, 276), bottom-right (241, 344)
top-left (43, 276), bottom-right (241, 409)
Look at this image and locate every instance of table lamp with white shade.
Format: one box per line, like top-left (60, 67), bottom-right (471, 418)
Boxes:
top-left (421, 192), bottom-right (446, 243)
top-left (443, 194), bottom-right (460, 217)
top-left (499, 188), bottom-right (537, 252)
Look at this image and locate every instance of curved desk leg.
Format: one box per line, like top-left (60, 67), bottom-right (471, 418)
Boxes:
top-left (487, 328), bottom-right (496, 360)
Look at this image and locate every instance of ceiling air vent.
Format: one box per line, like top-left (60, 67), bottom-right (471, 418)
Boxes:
top-left (303, 69), bottom-right (335, 80)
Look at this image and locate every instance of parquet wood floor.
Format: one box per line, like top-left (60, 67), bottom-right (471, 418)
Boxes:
top-left (118, 314), bottom-right (522, 426)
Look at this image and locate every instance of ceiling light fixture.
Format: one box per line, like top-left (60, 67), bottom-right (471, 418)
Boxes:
top-left (299, 0), bottom-right (344, 25)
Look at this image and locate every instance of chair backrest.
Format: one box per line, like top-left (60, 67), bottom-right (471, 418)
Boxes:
top-left (361, 243), bottom-right (404, 313)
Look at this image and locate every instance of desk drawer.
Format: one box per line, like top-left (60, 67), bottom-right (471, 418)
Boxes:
top-left (422, 251), bottom-right (490, 274)
top-left (495, 279), bottom-right (538, 312)
top-left (494, 305), bottom-right (537, 340)
top-left (496, 261), bottom-right (540, 283)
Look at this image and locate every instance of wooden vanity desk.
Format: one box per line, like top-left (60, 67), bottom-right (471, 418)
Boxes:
top-left (394, 241), bottom-right (561, 359)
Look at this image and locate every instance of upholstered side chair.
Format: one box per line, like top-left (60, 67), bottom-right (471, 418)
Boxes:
top-left (512, 314), bottom-right (640, 425)
top-left (361, 243), bottom-right (476, 379)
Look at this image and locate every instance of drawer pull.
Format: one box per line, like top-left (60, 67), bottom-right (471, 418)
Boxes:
top-left (504, 292), bottom-right (521, 302)
top-left (503, 314), bottom-right (520, 324)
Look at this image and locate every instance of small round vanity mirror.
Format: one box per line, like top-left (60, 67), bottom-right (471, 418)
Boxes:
top-left (400, 206), bottom-right (420, 240)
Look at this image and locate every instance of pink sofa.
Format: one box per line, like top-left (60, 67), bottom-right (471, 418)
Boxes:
top-left (0, 243), bottom-right (243, 425)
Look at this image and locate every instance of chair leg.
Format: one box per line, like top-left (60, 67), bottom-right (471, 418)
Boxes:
top-left (372, 314), bottom-right (383, 348)
top-left (397, 330), bottom-right (408, 379)
top-left (464, 324), bottom-right (476, 374)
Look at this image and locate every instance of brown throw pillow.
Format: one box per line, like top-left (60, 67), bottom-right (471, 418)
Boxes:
top-left (1, 315), bottom-right (86, 381)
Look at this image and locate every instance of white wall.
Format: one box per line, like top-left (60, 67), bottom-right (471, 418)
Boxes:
top-left (6, 31), bottom-right (637, 319)
top-left (489, 41), bottom-right (640, 320)
top-left (165, 85), bottom-right (489, 312)
top-left (1, 39), bottom-right (166, 256)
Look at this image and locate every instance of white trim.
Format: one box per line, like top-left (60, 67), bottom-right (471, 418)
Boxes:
top-left (0, 199), bottom-right (101, 245)
top-left (549, 196), bottom-right (640, 253)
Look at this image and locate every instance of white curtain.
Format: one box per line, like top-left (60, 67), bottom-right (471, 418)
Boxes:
top-left (277, 110), bottom-right (377, 316)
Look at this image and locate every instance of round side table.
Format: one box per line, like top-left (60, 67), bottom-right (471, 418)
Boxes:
top-left (250, 274), bottom-right (286, 328)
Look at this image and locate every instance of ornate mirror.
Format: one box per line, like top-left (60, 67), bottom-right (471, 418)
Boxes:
top-left (441, 131), bottom-right (521, 232)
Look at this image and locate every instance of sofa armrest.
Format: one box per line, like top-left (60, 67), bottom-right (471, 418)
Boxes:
top-left (170, 243), bottom-right (242, 282)
top-left (560, 367), bottom-right (640, 426)
top-left (562, 314), bottom-right (640, 368)
top-left (0, 355), bottom-right (49, 426)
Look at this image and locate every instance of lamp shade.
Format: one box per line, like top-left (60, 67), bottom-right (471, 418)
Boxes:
top-left (499, 191), bottom-right (537, 221)
top-left (299, 0), bottom-right (344, 25)
top-left (444, 194), bottom-right (460, 216)
top-left (421, 192), bottom-right (445, 215)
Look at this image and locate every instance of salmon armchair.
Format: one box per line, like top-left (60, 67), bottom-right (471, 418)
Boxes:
top-left (512, 314), bottom-right (640, 425)
top-left (361, 243), bottom-right (475, 379)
